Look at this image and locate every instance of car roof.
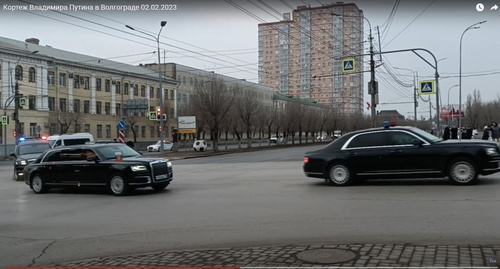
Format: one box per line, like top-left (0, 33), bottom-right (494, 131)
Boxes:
top-left (18, 140), bottom-right (50, 145)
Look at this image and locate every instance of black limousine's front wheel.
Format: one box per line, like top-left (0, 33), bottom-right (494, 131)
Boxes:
top-left (448, 157), bottom-right (478, 185)
top-left (31, 174), bottom-right (48, 194)
top-left (326, 163), bottom-right (354, 186)
top-left (109, 173), bottom-right (130, 196)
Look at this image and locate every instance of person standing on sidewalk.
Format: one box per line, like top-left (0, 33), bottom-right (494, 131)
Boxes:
top-left (491, 122), bottom-right (500, 141)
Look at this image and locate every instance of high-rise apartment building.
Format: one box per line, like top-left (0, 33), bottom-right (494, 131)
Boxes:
top-left (258, 2), bottom-right (364, 114)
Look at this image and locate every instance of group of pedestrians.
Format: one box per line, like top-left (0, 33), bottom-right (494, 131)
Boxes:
top-left (481, 121), bottom-right (500, 141)
top-left (442, 122), bottom-right (499, 141)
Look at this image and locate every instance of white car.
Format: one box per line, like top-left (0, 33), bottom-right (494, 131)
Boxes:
top-left (270, 135), bottom-right (284, 144)
top-left (147, 140), bottom-right (173, 152)
top-left (193, 140), bottom-right (208, 152)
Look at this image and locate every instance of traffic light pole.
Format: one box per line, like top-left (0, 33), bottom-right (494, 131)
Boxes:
top-left (14, 81), bottom-right (20, 145)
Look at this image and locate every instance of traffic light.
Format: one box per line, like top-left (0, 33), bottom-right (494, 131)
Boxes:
top-left (156, 106), bottom-right (162, 119)
top-left (13, 130), bottom-right (17, 137)
top-left (158, 126), bottom-right (162, 132)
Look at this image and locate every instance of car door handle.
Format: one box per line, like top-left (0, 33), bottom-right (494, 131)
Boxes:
top-left (347, 152), bottom-right (357, 156)
top-left (391, 149), bottom-right (403, 153)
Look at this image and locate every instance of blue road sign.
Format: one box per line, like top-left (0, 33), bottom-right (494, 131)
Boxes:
top-left (118, 120), bottom-right (126, 130)
top-left (419, 80), bottom-right (435, 95)
top-left (342, 58), bottom-right (355, 73)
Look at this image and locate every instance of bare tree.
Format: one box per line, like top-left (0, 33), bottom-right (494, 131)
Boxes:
top-left (193, 76), bottom-right (234, 152)
top-left (234, 87), bottom-right (260, 148)
top-left (465, 89), bottom-right (482, 129)
top-left (126, 113), bottom-right (141, 143)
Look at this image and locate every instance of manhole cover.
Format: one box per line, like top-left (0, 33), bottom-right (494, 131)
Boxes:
top-left (296, 248), bottom-right (357, 264)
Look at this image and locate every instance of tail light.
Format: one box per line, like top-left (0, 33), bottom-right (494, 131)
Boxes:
top-left (304, 157), bottom-right (309, 163)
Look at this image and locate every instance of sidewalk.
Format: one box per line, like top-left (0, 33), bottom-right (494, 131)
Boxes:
top-left (49, 243), bottom-right (500, 267)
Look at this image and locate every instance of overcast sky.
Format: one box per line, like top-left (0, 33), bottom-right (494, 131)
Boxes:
top-left (1, 0), bottom-right (499, 120)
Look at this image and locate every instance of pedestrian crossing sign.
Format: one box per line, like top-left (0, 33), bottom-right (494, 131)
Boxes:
top-left (342, 58), bottom-right (356, 73)
top-left (1, 115), bottom-right (9, 125)
top-left (419, 80), bottom-right (435, 95)
top-left (149, 111), bottom-right (158, 121)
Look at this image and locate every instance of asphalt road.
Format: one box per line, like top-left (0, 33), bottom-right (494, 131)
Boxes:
top-left (1, 145), bottom-right (500, 266)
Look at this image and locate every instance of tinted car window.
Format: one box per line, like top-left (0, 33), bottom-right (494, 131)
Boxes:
top-left (387, 131), bottom-right (419, 146)
top-left (96, 145), bottom-right (141, 160)
top-left (64, 138), bottom-right (91, 146)
top-left (346, 132), bottom-right (388, 148)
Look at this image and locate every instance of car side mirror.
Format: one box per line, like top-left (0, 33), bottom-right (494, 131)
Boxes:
top-left (413, 140), bottom-right (424, 147)
top-left (86, 156), bottom-right (100, 163)
top-left (9, 152), bottom-right (16, 157)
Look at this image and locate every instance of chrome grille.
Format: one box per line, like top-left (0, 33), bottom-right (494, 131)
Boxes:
top-left (151, 161), bottom-right (170, 182)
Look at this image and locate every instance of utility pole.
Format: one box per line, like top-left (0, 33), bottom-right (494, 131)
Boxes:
top-left (369, 32), bottom-right (377, 127)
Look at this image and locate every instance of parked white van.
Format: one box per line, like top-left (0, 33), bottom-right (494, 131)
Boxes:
top-left (47, 133), bottom-right (95, 148)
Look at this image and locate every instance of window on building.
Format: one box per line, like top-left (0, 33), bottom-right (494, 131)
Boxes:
top-left (96, 78), bottom-right (101, 91)
top-left (29, 123), bottom-right (37, 137)
top-left (29, 67), bottom-right (36, 82)
top-left (97, 125), bottom-right (102, 138)
top-left (48, 71), bottom-right (55, 86)
top-left (150, 126), bottom-right (155, 138)
top-left (59, 98), bottom-right (67, 112)
top-left (59, 73), bottom-right (66, 87)
top-left (105, 102), bottom-right (110, 115)
top-left (74, 75), bottom-right (80, 88)
top-left (84, 124), bottom-right (90, 133)
top-left (48, 97), bottom-right (55, 111)
top-left (105, 79), bottom-right (110, 92)
top-left (170, 90), bottom-right (174, 100)
top-left (96, 101), bottom-right (102, 114)
top-left (83, 100), bottom-right (90, 113)
top-left (133, 84), bottom-right (138, 96)
top-left (74, 99), bottom-right (80, 113)
top-left (84, 76), bottom-right (90, 89)
top-left (150, 87), bottom-right (154, 99)
top-left (49, 123), bottom-right (56, 135)
top-left (116, 104), bottom-right (121, 116)
top-left (124, 83), bottom-right (129, 95)
top-left (141, 126), bottom-right (146, 138)
top-left (15, 65), bottom-right (23, 80)
top-left (115, 81), bottom-right (121, 94)
top-left (141, 85), bottom-right (146, 97)
top-left (74, 124), bottom-right (81, 133)
top-left (28, 95), bottom-right (36, 110)
top-left (156, 88), bottom-right (160, 99)
top-left (106, 125), bottom-right (111, 138)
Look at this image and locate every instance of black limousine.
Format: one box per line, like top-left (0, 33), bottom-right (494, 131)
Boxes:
top-left (304, 125), bottom-right (500, 186)
top-left (24, 143), bottom-right (173, 196)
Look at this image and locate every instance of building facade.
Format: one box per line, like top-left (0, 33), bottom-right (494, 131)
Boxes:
top-left (258, 2), bottom-right (364, 115)
top-left (146, 62), bottom-right (275, 122)
top-left (0, 36), bottom-right (178, 146)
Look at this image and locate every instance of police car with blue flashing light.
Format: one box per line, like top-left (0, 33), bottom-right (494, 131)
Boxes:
top-left (11, 138), bottom-right (51, 181)
top-left (303, 123), bottom-right (500, 186)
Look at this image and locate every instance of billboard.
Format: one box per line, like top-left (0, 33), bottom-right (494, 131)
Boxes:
top-left (440, 104), bottom-right (465, 119)
top-left (178, 116), bottom-right (196, 134)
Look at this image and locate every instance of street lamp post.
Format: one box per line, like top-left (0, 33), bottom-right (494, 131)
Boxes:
top-left (459, 21), bottom-right (486, 139)
top-left (126, 21), bottom-right (167, 152)
top-left (332, 13), bottom-right (376, 127)
top-left (446, 84), bottom-right (459, 126)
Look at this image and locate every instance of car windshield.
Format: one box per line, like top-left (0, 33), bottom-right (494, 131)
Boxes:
top-left (95, 144), bottom-right (142, 160)
top-left (18, 143), bottom-right (51, 155)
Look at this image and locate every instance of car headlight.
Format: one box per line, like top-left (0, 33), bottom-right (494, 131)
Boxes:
top-left (131, 165), bottom-right (148, 172)
top-left (16, 160), bottom-right (28, 165)
top-left (167, 161), bottom-right (172, 168)
top-left (485, 147), bottom-right (498, 155)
